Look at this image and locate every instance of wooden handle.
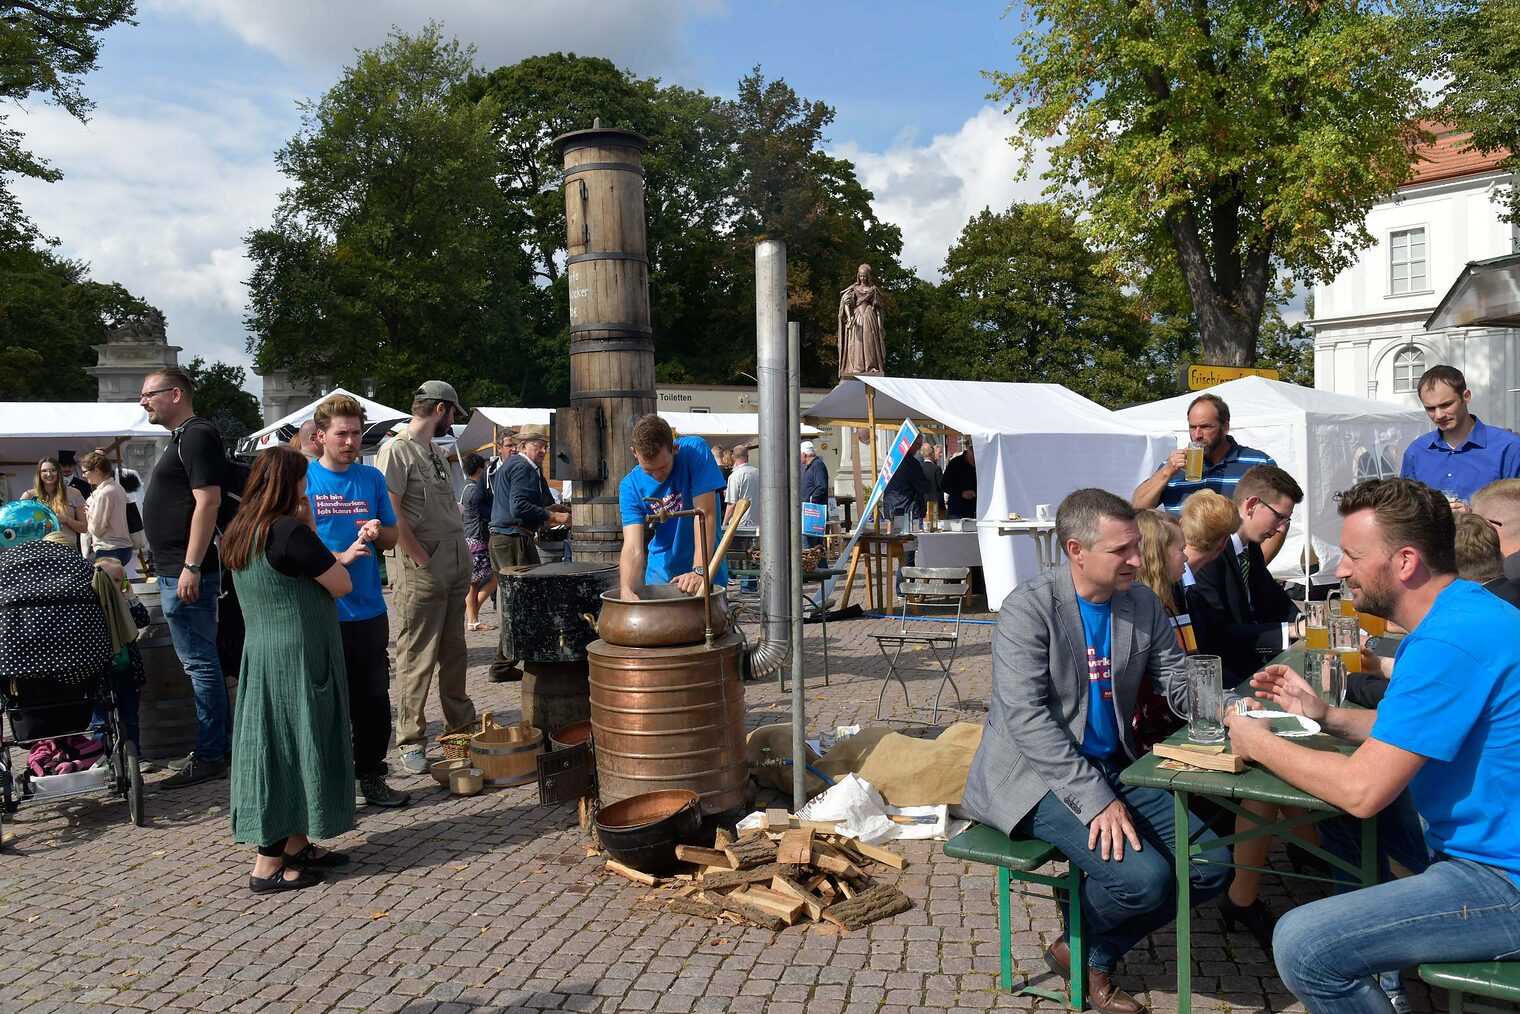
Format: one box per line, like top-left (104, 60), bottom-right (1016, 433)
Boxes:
top-left (711, 498), bottom-right (751, 567)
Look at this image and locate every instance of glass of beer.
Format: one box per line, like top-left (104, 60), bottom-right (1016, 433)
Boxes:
top-left (1303, 602), bottom-right (1329, 650)
top-left (1186, 654), bottom-right (1226, 744)
top-left (1337, 579), bottom-right (1359, 617)
top-left (1330, 615), bottom-right (1361, 674)
top-left (1184, 440), bottom-right (1206, 482)
top-left (1358, 611), bottom-right (1387, 637)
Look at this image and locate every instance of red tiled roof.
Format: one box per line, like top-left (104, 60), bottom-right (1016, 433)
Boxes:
top-left (1407, 123), bottom-right (1511, 186)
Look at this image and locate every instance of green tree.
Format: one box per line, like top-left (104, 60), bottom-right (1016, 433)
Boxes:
top-left (0, 0), bottom-right (136, 241)
top-left (244, 24), bottom-right (530, 409)
top-left (1435, 0), bottom-right (1520, 222)
top-left (1256, 306), bottom-right (1315, 387)
top-left (183, 355), bottom-right (261, 448)
top-left (934, 204), bottom-right (1166, 406)
top-left (0, 241), bottom-right (148, 398)
top-left (992, 0), bottom-right (1433, 367)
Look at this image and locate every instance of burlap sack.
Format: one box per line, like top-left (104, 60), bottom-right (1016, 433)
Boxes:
top-left (746, 721), bottom-right (985, 808)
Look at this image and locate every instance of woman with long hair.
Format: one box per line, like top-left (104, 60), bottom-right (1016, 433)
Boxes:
top-left (222, 444), bottom-right (365, 893)
top-left (1133, 510), bottom-right (1192, 750)
top-left (22, 457), bottom-right (87, 542)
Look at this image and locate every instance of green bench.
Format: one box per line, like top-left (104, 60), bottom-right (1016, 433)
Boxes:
top-left (1419, 962), bottom-right (1520, 1013)
top-left (944, 823), bottom-right (1085, 1010)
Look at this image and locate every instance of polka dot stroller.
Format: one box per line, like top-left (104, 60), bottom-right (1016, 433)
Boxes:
top-left (0, 501), bottom-right (145, 845)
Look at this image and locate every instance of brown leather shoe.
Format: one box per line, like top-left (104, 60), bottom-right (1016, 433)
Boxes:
top-left (1044, 939), bottom-right (1072, 980)
top-left (1089, 969), bottom-right (1145, 1014)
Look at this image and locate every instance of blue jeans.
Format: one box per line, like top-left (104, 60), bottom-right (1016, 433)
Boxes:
top-left (1275, 856), bottom-right (1520, 1013)
top-left (160, 571), bottom-right (228, 763)
top-left (1017, 754), bottom-right (1233, 973)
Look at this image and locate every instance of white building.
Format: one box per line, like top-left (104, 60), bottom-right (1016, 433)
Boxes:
top-left (1312, 127), bottom-right (1519, 459)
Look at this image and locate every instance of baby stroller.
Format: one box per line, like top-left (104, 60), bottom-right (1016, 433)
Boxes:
top-left (0, 501), bottom-right (145, 846)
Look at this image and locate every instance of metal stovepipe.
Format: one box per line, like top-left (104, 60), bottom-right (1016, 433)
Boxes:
top-left (748, 240), bottom-right (790, 680)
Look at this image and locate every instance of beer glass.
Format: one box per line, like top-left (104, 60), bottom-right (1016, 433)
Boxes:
top-left (1330, 615), bottom-right (1361, 674)
top-left (1306, 649), bottom-right (1346, 707)
top-left (1184, 440), bottom-right (1206, 482)
top-left (1186, 654), bottom-right (1226, 744)
top-left (1357, 610), bottom-right (1387, 637)
top-left (1303, 602), bottom-right (1329, 650)
top-left (1337, 579), bottom-right (1359, 617)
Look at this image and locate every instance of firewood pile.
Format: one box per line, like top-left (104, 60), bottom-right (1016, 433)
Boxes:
top-left (602, 810), bottom-right (912, 932)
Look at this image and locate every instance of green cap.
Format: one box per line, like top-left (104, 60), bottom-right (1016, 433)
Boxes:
top-left (415, 380), bottom-right (466, 416)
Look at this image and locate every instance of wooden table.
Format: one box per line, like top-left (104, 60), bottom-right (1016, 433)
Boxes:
top-left (839, 532), bottom-right (916, 613)
top-left (1120, 654), bottom-right (1378, 1014)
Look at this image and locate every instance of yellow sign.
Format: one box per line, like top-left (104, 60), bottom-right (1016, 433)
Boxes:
top-left (1186, 364), bottom-right (1280, 391)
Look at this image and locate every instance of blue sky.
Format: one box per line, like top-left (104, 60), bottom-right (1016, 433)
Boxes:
top-left (15, 1), bottom-right (1045, 388)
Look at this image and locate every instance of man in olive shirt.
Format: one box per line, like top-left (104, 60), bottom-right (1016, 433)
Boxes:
top-left (376, 381), bottom-right (478, 774)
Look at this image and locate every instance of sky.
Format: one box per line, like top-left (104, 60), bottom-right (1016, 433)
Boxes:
top-left (12, 0), bottom-right (1050, 393)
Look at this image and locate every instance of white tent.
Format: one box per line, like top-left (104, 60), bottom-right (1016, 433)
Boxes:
top-left (0, 403), bottom-right (163, 500)
top-left (806, 376), bottom-right (1173, 609)
top-left (457, 407), bottom-right (819, 458)
top-left (1114, 376), bottom-right (1428, 582)
top-left (237, 388), bottom-right (410, 456)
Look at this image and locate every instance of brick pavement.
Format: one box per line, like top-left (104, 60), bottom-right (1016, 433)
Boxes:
top-left (0, 596), bottom-right (1438, 1013)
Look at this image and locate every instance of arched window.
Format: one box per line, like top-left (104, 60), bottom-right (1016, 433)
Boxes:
top-left (1354, 445), bottom-right (1400, 484)
top-left (1393, 345), bottom-right (1425, 393)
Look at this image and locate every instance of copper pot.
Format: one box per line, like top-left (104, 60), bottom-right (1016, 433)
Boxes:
top-left (584, 585), bottom-right (730, 648)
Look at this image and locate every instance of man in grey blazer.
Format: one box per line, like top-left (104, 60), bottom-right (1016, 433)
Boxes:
top-left (963, 489), bottom-right (1232, 1014)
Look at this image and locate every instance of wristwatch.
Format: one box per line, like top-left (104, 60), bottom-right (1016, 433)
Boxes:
top-left (692, 564), bottom-right (706, 577)
top-left (185, 563), bottom-right (202, 575)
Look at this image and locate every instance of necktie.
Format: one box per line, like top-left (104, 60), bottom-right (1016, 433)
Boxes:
top-left (1239, 549), bottom-right (1251, 589)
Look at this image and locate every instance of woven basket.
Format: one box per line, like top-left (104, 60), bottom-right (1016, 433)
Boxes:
top-left (437, 717), bottom-right (482, 761)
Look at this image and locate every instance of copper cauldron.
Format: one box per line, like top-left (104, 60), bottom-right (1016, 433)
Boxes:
top-left (583, 585), bottom-right (730, 649)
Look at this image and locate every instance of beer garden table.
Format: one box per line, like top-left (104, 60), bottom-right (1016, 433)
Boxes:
top-left (1119, 646), bottom-right (1379, 1014)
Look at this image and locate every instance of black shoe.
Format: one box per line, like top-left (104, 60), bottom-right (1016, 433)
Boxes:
top-left (490, 666), bottom-right (524, 683)
top-left (282, 843), bottom-right (350, 869)
top-left (358, 775), bottom-right (410, 808)
top-left (1219, 896), bottom-right (1278, 953)
top-left (162, 755), bottom-right (228, 788)
top-left (1287, 847), bottom-right (1331, 878)
top-left (249, 865), bottom-right (324, 893)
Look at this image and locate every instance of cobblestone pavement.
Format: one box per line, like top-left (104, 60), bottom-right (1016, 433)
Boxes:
top-left (1, 596), bottom-right (1437, 1013)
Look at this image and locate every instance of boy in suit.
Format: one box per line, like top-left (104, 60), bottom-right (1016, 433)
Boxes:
top-left (963, 488), bottom-right (1231, 1014)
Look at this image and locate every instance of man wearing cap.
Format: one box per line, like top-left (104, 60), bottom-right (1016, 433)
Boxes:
top-left (801, 441), bottom-right (829, 551)
top-left (487, 424), bottom-right (570, 682)
top-left (375, 381), bottom-right (478, 774)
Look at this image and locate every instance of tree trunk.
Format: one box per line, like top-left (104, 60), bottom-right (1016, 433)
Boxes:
top-left (1164, 206), bottom-right (1270, 367)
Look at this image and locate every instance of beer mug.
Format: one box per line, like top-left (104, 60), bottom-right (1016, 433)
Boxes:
top-left (1184, 440), bottom-right (1206, 482)
top-left (1306, 649), bottom-right (1346, 707)
top-left (1303, 602), bottom-right (1329, 650)
top-left (1335, 579), bottom-right (1359, 617)
top-left (1330, 615), bottom-right (1361, 674)
top-left (1186, 654), bottom-right (1226, 744)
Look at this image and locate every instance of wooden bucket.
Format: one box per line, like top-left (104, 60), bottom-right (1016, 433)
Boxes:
top-left (469, 712), bottom-right (544, 787)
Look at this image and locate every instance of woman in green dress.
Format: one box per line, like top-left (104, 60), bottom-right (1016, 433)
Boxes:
top-left (221, 444), bottom-right (370, 893)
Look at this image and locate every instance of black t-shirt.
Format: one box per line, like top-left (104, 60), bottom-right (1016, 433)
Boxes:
top-left (264, 516), bottom-right (337, 579)
top-left (143, 418), bottom-right (225, 577)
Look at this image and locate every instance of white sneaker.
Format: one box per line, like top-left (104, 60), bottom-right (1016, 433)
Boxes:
top-left (399, 747), bottom-right (429, 774)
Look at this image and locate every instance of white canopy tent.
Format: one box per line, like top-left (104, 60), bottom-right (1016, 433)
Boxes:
top-left (805, 376), bottom-right (1174, 609)
top-left (0, 403), bottom-right (162, 500)
top-left (236, 388), bottom-right (410, 457)
top-left (457, 407), bottom-right (819, 458)
top-left (1114, 376), bottom-right (1428, 583)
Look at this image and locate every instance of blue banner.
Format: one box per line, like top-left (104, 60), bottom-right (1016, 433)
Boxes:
top-left (821, 418), bottom-right (920, 600)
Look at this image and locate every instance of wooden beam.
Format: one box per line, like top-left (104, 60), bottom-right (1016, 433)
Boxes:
top-left (675, 846), bottom-right (736, 870)
top-left (605, 860), bottom-right (658, 886)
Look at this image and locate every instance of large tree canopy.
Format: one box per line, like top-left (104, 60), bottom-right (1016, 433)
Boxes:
top-left (0, 0), bottom-right (135, 242)
top-left (993, 0), bottom-right (1432, 367)
top-left (1436, 0), bottom-right (1520, 223)
top-left (184, 356), bottom-right (261, 449)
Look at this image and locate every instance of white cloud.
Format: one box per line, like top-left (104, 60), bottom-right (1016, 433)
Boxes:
top-left (147, 0), bottom-right (724, 78)
top-left (11, 94), bottom-right (288, 376)
top-left (833, 105), bottom-right (1053, 280)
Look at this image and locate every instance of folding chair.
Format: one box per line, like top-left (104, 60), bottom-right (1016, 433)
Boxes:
top-left (871, 566), bottom-right (970, 720)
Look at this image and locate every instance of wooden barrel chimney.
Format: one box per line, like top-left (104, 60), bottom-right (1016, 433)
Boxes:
top-left (552, 122), bottom-right (656, 566)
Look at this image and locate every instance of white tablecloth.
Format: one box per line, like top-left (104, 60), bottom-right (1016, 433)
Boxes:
top-left (914, 531), bottom-right (982, 570)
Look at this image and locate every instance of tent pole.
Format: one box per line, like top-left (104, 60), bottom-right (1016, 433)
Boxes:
top-left (866, 387), bottom-right (879, 531)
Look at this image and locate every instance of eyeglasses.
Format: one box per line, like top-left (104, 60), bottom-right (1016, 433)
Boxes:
top-left (140, 387), bottom-right (176, 399)
top-left (1259, 500), bottom-right (1293, 531)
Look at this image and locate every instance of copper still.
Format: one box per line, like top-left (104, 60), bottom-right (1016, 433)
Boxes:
top-left (587, 630), bottom-right (748, 817)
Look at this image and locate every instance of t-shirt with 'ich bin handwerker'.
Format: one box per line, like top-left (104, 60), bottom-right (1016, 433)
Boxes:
top-left (1077, 595), bottom-right (1121, 760)
top-left (619, 435), bottom-right (728, 587)
top-left (305, 458), bottom-right (397, 623)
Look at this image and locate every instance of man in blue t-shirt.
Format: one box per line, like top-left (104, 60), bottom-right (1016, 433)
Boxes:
top-left (618, 414), bottom-right (727, 600)
top-left (1229, 478), bottom-right (1520, 1013)
top-left (305, 393), bottom-right (409, 809)
top-left (963, 489), bottom-right (1230, 1014)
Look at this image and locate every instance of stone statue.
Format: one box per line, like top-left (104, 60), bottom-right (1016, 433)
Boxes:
top-left (108, 307), bottom-right (167, 344)
top-left (837, 263), bottom-right (886, 378)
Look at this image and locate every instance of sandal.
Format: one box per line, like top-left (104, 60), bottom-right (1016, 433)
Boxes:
top-left (466, 621), bottom-right (496, 632)
top-left (283, 843), bottom-right (351, 869)
top-left (249, 865), bottom-right (324, 893)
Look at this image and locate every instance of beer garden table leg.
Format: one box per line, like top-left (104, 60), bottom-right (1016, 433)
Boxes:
top-left (1175, 789), bottom-right (1194, 1014)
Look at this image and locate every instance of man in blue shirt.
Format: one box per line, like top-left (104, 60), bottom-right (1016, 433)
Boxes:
top-left (800, 441), bottom-right (829, 551)
top-left (305, 393), bottom-right (409, 808)
top-left (1229, 477), bottom-right (1520, 1013)
top-left (963, 489), bottom-right (1230, 1014)
top-left (618, 414), bottom-right (727, 599)
top-left (1400, 364), bottom-right (1520, 505)
top-left (487, 424), bottom-right (569, 682)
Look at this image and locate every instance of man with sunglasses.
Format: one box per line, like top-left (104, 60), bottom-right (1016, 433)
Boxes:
top-left (1188, 465), bottom-right (1307, 687)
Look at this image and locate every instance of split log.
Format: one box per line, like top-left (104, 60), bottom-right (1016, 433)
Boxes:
top-left (675, 846), bottom-right (736, 870)
top-left (717, 890), bottom-right (786, 930)
top-left (606, 860), bottom-right (658, 886)
top-left (776, 828), bottom-right (814, 866)
top-left (723, 834), bottom-right (778, 870)
top-left (738, 886), bottom-right (804, 925)
top-left (669, 895), bottom-right (722, 918)
top-left (821, 884), bottom-right (912, 930)
top-left (764, 808), bottom-right (792, 831)
top-left (835, 877), bottom-right (856, 900)
top-left (699, 863), bottom-right (794, 891)
top-left (769, 875), bottom-right (824, 921)
top-left (714, 827), bottom-right (736, 849)
top-left (845, 838), bottom-right (907, 870)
